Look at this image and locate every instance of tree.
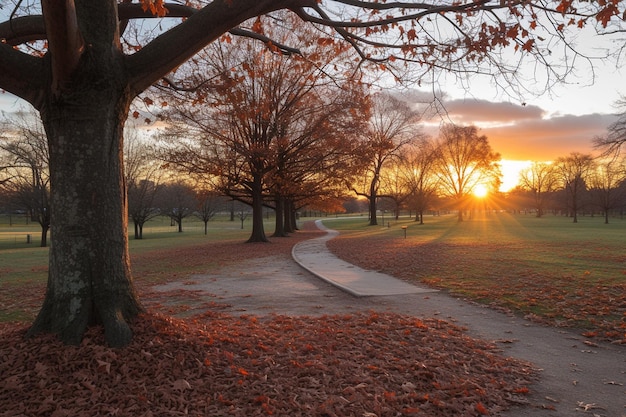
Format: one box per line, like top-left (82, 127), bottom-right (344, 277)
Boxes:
top-left (353, 93), bottom-right (419, 226)
top-left (265, 81), bottom-right (368, 237)
top-left (434, 124), bottom-right (501, 222)
top-left (594, 96), bottom-right (626, 157)
top-left (0, 112), bottom-right (50, 246)
top-left (125, 128), bottom-right (162, 240)
top-left (159, 181), bottom-right (196, 233)
top-left (378, 156), bottom-right (414, 220)
top-left (161, 15), bottom-right (366, 242)
top-left (519, 161), bottom-right (558, 217)
top-left (194, 189), bottom-right (223, 235)
top-left (587, 157), bottom-right (626, 224)
top-left (554, 152), bottom-right (595, 223)
top-left (0, 0), bottom-right (620, 346)
top-left (402, 139), bottom-right (440, 224)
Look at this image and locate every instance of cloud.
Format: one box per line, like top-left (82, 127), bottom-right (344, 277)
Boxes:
top-left (483, 113), bottom-right (617, 160)
top-left (444, 99), bottom-right (545, 123)
top-left (419, 97), bottom-right (618, 160)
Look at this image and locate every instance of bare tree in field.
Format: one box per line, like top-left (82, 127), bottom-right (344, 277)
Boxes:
top-left (0, 0), bottom-right (622, 345)
top-left (353, 93), bottom-right (419, 226)
top-left (159, 181), bottom-right (196, 233)
top-left (194, 189), bottom-right (223, 235)
top-left (587, 157), bottom-right (626, 224)
top-left (0, 112), bottom-right (50, 246)
top-left (554, 152), bottom-right (596, 223)
top-left (434, 124), bottom-right (501, 222)
top-left (595, 97), bottom-right (626, 157)
top-left (125, 130), bottom-right (162, 240)
top-left (519, 162), bottom-right (558, 217)
top-left (402, 139), bottom-right (440, 224)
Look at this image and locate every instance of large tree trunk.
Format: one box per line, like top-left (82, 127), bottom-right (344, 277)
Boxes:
top-left (247, 174), bottom-right (268, 243)
top-left (368, 172), bottom-right (379, 226)
top-left (273, 197), bottom-right (287, 237)
top-left (368, 195), bottom-right (378, 226)
top-left (40, 224), bottom-right (49, 248)
top-left (28, 56), bottom-right (142, 347)
top-left (284, 199), bottom-right (296, 233)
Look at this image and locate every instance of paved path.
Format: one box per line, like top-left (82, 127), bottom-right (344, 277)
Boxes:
top-left (292, 220), bottom-right (437, 296)
top-left (292, 220), bottom-right (626, 417)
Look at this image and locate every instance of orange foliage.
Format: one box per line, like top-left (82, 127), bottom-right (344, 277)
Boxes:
top-left (139, 0), bottom-right (168, 17)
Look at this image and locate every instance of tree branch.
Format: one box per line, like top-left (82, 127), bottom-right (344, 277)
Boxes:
top-left (41, 0), bottom-right (84, 94)
top-left (0, 42), bottom-right (44, 107)
top-left (126, 0), bottom-right (292, 94)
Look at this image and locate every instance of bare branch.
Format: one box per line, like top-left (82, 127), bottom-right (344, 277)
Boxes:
top-left (41, 0), bottom-right (84, 94)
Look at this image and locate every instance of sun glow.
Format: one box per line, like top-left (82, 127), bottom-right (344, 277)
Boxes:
top-left (473, 184), bottom-right (489, 198)
top-left (499, 159), bottom-right (533, 192)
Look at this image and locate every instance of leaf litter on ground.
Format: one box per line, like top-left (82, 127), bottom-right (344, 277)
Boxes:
top-left (1, 222), bottom-right (539, 416)
top-left (0, 310), bottom-right (537, 416)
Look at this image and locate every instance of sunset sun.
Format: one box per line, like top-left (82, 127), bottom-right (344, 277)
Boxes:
top-left (473, 184), bottom-right (489, 198)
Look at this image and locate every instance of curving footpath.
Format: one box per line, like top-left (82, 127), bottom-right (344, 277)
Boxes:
top-left (292, 220), bottom-right (626, 417)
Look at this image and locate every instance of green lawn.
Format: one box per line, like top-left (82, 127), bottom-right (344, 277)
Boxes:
top-left (324, 212), bottom-right (626, 340)
top-left (0, 214), bottom-right (270, 321)
top-left (2, 211), bottom-right (625, 341)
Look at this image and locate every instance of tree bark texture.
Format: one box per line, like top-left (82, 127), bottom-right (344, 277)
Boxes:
top-left (273, 197), bottom-right (287, 237)
top-left (247, 174), bottom-right (268, 243)
top-left (27, 24), bottom-right (142, 347)
top-left (0, 0), bottom-right (292, 346)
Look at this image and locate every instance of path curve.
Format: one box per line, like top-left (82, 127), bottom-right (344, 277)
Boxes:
top-left (292, 219), bottom-right (626, 417)
top-left (292, 220), bottom-right (437, 296)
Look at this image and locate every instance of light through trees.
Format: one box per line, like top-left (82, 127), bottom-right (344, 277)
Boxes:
top-left (434, 124), bottom-right (501, 221)
top-left (473, 184), bottom-right (489, 198)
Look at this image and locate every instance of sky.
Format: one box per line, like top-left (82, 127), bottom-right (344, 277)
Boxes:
top-left (407, 33), bottom-right (626, 191)
top-left (1, 12), bottom-right (624, 192)
top-left (1, 78), bottom-right (621, 192)
top-left (418, 94), bottom-right (621, 191)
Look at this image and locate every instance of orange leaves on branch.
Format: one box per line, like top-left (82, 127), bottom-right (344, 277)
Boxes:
top-left (596, 3), bottom-right (620, 27)
top-left (317, 37), bottom-right (334, 46)
top-left (406, 28), bottom-right (418, 41)
top-left (506, 24), bottom-right (519, 39)
top-left (522, 39), bottom-right (535, 52)
top-left (555, 0), bottom-right (573, 14)
top-left (139, 0), bottom-right (168, 17)
top-left (252, 17), bottom-right (264, 34)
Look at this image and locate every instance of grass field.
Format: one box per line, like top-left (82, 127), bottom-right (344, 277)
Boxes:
top-left (324, 211), bottom-right (626, 341)
top-left (1, 211), bottom-right (625, 341)
top-left (0, 214), bottom-right (269, 321)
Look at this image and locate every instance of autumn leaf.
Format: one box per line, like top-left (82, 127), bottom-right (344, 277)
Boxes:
top-left (252, 17), bottom-right (263, 34)
top-left (96, 359), bottom-right (111, 374)
top-left (521, 39), bottom-right (535, 52)
top-left (172, 379), bottom-right (191, 390)
top-left (596, 4), bottom-right (619, 27)
top-left (555, 0), bottom-right (572, 13)
top-left (140, 0), bottom-right (168, 17)
top-left (475, 401), bottom-right (489, 415)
